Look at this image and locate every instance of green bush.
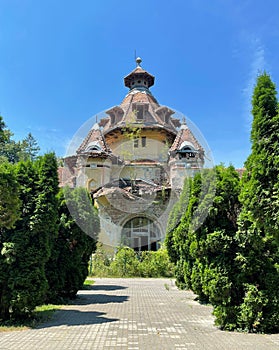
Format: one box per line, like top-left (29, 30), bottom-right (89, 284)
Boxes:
top-left (237, 284), bottom-right (267, 333)
top-left (139, 249), bottom-right (174, 277)
top-left (90, 242), bottom-right (113, 277)
top-left (90, 244), bottom-right (175, 278)
top-left (110, 247), bottom-right (140, 277)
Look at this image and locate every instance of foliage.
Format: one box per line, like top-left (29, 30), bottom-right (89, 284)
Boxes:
top-left (0, 114), bottom-right (99, 322)
top-left (90, 242), bottom-right (113, 277)
top-left (0, 154), bottom-right (59, 321)
top-left (240, 72), bottom-right (279, 239)
top-left (110, 247), bottom-right (140, 277)
top-left (20, 133), bottom-right (40, 161)
top-left (122, 110), bottom-right (143, 141)
top-left (46, 187), bottom-right (99, 302)
top-left (0, 304), bottom-right (62, 331)
top-left (138, 248), bottom-right (175, 277)
top-left (167, 73), bottom-right (279, 333)
top-left (120, 110), bottom-right (143, 162)
top-left (232, 72), bottom-right (279, 333)
top-left (0, 116), bottom-right (39, 163)
top-left (90, 244), bottom-right (175, 278)
top-left (0, 162), bottom-right (21, 229)
top-left (166, 165), bottom-right (242, 326)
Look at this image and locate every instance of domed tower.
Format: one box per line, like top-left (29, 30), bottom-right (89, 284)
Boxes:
top-left (99, 57), bottom-right (181, 184)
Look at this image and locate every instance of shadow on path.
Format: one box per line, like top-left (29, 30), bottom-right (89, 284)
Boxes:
top-left (75, 293), bottom-right (129, 305)
top-left (36, 288), bottom-right (129, 330)
top-left (89, 285), bottom-right (127, 291)
top-left (36, 310), bottom-right (119, 329)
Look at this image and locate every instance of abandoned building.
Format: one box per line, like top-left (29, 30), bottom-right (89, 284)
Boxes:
top-left (61, 58), bottom-right (204, 251)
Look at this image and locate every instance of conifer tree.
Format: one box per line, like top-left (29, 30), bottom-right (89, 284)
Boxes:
top-left (0, 154), bottom-right (59, 320)
top-left (233, 73), bottom-right (279, 332)
top-left (19, 132), bottom-right (40, 161)
top-left (166, 165), bottom-right (241, 328)
top-left (0, 162), bottom-right (21, 229)
top-left (46, 187), bottom-right (99, 302)
top-left (0, 116), bottom-right (40, 163)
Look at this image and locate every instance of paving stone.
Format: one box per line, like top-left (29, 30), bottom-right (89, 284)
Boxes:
top-left (0, 278), bottom-right (278, 349)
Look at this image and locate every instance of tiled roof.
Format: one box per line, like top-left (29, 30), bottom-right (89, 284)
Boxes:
top-left (169, 125), bottom-right (203, 152)
top-left (77, 124), bottom-right (111, 154)
top-left (121, 89), bottom-right (158, 105)
top-left (124, 66), bottom-right (155, 88)
top-left (100, 90), bottom-right (179, 136)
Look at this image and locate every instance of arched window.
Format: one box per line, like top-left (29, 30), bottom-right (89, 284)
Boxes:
top-left (178, 142), bottom-right (196, 159)
top-left (86, 142), bottom-right (102, 152)
top-left (122, 217), bottom-right (161, 251)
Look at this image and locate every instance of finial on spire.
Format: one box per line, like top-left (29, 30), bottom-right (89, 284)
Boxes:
top-left (180, 116), bottom-right (188, 130)
top-left (136, 57), bottom-right (142, 67)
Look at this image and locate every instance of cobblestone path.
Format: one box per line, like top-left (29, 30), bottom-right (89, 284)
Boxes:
top-left (0, 278), bottom-right (278, 349)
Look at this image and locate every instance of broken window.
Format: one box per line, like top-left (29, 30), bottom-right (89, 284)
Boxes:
top-left (141, 136), bottom-right (146, 147)
top-left (132, 102), bottom-right (148, 121)
top-left (134, 138), bottom-right (139, 148)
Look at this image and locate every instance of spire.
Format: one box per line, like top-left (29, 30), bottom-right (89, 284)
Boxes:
top-left (181, 116), bottom-right (188, 130)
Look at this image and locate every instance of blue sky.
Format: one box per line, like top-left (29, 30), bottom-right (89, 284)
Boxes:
top-left (0, 0), bottom-right (279, 168)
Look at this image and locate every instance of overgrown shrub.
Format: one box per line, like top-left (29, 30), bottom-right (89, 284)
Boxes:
top-left (90, 244), bottom-right (174, 278)
top-left (138, 249), bottom-right (174, 277)
top-left (46, 187), bottom-right (99, 303)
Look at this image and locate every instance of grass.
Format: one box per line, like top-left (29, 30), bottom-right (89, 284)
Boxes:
top-left (81, 278), bottom-right (95, 290)
top-left (0, 304), bottom-right (62, 333)
top-left (164, 283), bottom-right (170, 291)
top-left (0, 278), bottom-right (95, 332)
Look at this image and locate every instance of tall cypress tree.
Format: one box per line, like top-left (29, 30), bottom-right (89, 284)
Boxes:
top-left (166, 165), bottom-right (241, 310)
top-left (46, 187), bottom-right (99, 303)
top-left (0, 162), bottom-right (21, 229)
top-left (0, 162), bottom-right (21, 320)
top-left (0, 153), bottom-right (59, 320)
top-left (234, 73), bottom-right (279, 332)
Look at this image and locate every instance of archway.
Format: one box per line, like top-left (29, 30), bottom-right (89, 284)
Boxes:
top-left (121, 217), bottom-right (161, 252)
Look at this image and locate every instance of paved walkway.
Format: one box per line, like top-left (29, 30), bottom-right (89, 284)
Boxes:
top-left (0, 278), bottom-right (279, 350)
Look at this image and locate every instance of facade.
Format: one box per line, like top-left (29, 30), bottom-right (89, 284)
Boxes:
top-left (61, 58), bottom-right (204, 251)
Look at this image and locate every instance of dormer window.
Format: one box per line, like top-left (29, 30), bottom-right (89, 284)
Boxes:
top-left (177, 141), bottom-right (197, 159)
top-left (132, 102), bottom-right (148, 121)
top-left (86, 142), bottom-right (102, 152)
top-left (106, 106), bottom-right (124, 126)
top-left (110, 114), bottom-right (115, 124)
top-left (155, 106), bottom-right (175, 125)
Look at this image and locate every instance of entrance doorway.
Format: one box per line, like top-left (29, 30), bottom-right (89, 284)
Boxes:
top-left (122, 217), bottom-right (161, 252)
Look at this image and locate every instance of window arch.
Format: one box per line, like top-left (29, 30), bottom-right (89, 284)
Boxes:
top-left (122, 217), bottom-right (161, 251)
top-left (86, 142), bottom-right (102, 152)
